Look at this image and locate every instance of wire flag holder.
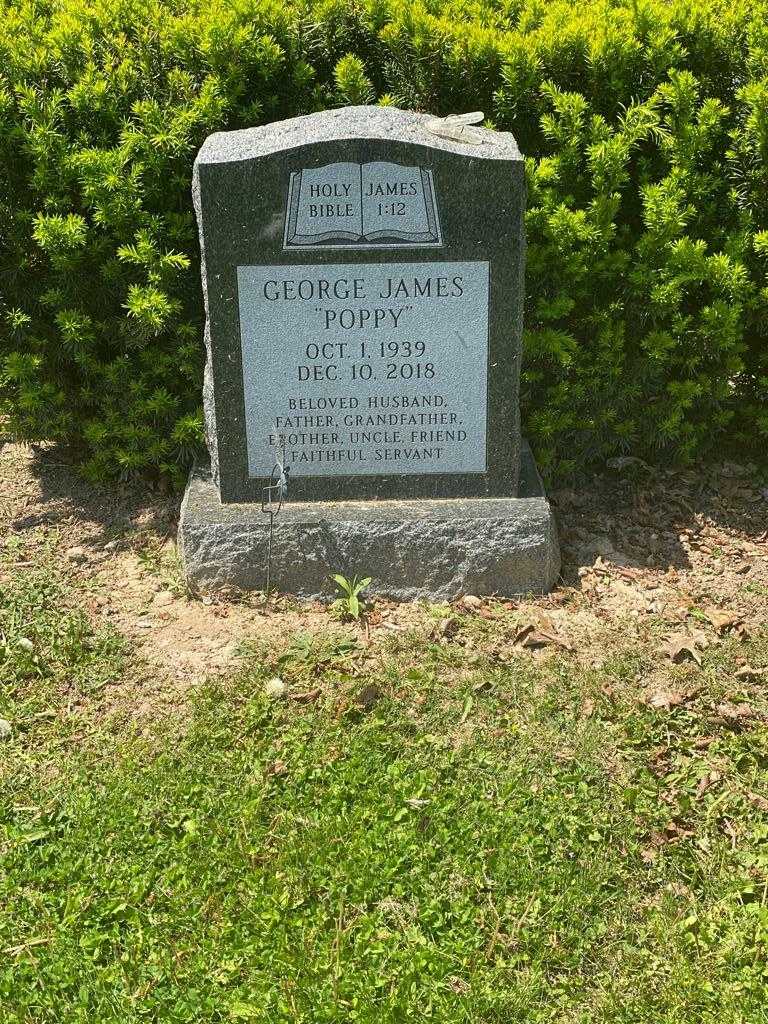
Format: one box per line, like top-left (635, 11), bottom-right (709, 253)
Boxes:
top-left (260, 451), bottom-right (289, 600)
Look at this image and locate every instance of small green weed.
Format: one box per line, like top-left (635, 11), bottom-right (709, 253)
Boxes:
top-left (329, 573), bottom-right (371, 622)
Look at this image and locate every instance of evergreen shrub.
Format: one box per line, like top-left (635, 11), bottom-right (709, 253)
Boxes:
top-left (0, 0), bottom-right (766, 481)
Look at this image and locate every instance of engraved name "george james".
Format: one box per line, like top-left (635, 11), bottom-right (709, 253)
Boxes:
top-left (237, 261), bottom-right (489, 478)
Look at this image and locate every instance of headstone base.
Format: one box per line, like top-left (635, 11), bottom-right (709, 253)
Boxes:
top-left (178, 442), bottom-right (559, 601)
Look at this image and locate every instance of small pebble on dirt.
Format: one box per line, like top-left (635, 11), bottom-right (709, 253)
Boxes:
top-left (0, 719), bottom-right (12, 741)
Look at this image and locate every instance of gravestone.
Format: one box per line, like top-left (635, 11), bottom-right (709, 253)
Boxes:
top-left (179, 106), bottom-right (559, 599)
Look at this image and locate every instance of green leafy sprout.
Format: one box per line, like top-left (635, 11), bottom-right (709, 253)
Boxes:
top-left (329, 573), bottom-right (372, 622)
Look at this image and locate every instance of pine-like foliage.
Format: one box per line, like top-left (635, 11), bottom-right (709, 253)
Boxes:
top-left (0, 0), bottom-right (766, 481)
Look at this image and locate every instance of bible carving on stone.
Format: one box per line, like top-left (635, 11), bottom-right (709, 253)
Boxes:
top-left (283, 161), bottom-right (442, 249)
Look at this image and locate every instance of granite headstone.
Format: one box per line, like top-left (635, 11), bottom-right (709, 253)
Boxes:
top-left (180, 106), bottom-right (559, 599)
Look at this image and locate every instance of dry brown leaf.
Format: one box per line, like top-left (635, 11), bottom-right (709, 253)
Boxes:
top-left (695, 770), bottom-right (721, 798)
top-left (703, 607), bottom-right (742, 634)
top-left (661, 635), bottom-right (702, 666)
top-left (647, 689), bottom-right (687, 710)
top-left (292, 687), bottom-right (321, 704)
top-left (735, 665), bottom-right (768, 682)
top-left (513, 624), bottom-right (554, 649)
top-left (513, 616), bottom-right (572, 651)
top-left (716, 701), bottom-right (757, 724)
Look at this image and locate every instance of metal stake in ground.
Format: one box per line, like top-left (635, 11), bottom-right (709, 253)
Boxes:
top-left (261, 450), bottom-right (290, 599)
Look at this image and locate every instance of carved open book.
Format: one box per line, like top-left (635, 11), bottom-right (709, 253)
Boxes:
top-left (283, 161), bottom-right (442, 249)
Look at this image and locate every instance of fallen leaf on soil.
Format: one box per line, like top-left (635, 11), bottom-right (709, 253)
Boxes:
top-left (646, 689), bottom-right (688, 710)
top-left (661, 635), bottom-right (702, 666)
top-left (291, 688), bottom-right (321, 704)
top-left (735, 665), bottom-right (768, 681)
top-left (715, 702), bottom-right (760, 725)
top-left (695, 771), bottom-right (721, 798)
top-left (703, 607), bottom-right (742, 634)
top-left (513, 616), bottom-right (571, 651)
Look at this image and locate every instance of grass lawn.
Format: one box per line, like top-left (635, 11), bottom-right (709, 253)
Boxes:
top-left (1, 445), bottom-right (768, 1022)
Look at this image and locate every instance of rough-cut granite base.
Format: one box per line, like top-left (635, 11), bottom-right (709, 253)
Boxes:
top-left (178, 443), bottom-right (559, 601)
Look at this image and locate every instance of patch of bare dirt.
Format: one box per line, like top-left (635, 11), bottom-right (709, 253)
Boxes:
top-left (1, 441), bottom-right (766, 708)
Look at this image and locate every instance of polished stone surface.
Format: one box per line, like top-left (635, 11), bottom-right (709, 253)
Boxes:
top-left (193, 106), bottom-right (525, 503)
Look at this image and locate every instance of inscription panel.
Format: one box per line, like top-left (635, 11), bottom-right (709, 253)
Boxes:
top-left (237, 261), bottom-right (489, 478)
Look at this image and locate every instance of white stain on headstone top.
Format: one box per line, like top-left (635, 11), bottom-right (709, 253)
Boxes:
top-left (237, 261), bottom-right (489, 478)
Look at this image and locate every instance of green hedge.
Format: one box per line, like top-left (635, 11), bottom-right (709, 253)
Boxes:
top-left (1, 0), bottom-right (766, 481)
